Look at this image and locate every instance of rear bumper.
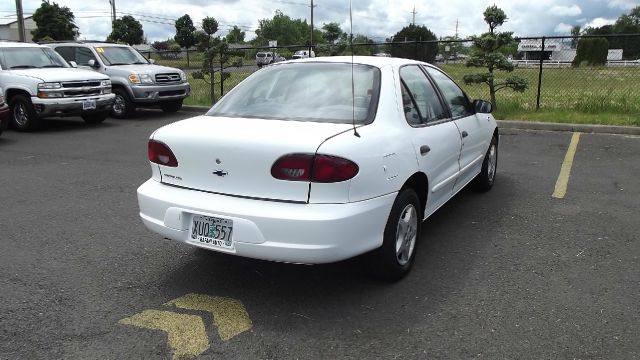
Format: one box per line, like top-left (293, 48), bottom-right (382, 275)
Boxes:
top-left (137, 179), bottom-right (396, 264)
top-left (130, 83), bottom-right (190, 103)
top-left (31, 94), bottom-right (115, 117)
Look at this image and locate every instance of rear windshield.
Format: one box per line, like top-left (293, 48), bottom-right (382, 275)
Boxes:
top-left (256, 53), bottom-right (266, 58)
top-left (207, 62), bottom-right (381, 124)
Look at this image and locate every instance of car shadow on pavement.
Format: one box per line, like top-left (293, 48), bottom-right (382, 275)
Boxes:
top-left (31, 118), bottom-right (118, 133)
top-left (152, 175), bottom-right (521, 335)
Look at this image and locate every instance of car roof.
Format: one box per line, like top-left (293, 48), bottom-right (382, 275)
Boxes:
top-left (44, 41), bottom-right (129, 48)
top-left (0, 41), bottom-right (47, 48)
top-left (287, 55), bottom-right (434, 69)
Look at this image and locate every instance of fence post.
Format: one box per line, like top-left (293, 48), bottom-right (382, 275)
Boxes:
top-left (220, 61), bottom-right (224, 98)
top-left (536, 36), bottom-right (545, 111)
top-left (186, 49), bottom-right (190, 68)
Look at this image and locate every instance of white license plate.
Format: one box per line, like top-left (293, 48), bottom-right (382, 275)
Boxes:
top-left (83, 100), bottom-right (96, 110)
top-left (189, 215), bottom-right (234, 250)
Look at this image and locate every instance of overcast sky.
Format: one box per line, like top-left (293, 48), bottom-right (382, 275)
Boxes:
top-left (4, 0), bottom-right (638, 43)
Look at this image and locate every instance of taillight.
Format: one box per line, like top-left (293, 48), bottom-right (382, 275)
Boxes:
top-left (271, 154), bottom-right (313, 181)
top-left (148, 140), bottom-right (178, 167)
top-left (271, 154), bottom-right (359, 183)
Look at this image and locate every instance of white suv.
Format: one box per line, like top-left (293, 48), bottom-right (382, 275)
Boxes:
top-left (0, 42), bottom-right (114, 131)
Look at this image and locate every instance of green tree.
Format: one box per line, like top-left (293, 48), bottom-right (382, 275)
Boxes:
top-left (107, 15), bottom-right (144, 45)
top-left (225, 26), bottom-right (246, 44)
top-left (583, 7), bottom-right (640, 59)
top-left (192, 18), bottom-right (242, 104)
top-left (352, 34), bottom-right (376, 55)
top-left (31, 0), bottom-right (78, 41)
top-left (570, 25), bottom-right (581, 49)
top-left (174, 14), bottom-right (197, 49)
top-left (463, 5), bottom-right (528, 108)
top-left (389, 24), bottom-right (438, 63)
top-left (322, 22), bottom-right (344, 44)
top-left (253, 10), bottom-right (323, 47)
top-left (572, 38), bottom-right (609, 67)
top-left (438, 36), bottom-right (469, 62)
top-left (613, 6), bottom-right (640, 59)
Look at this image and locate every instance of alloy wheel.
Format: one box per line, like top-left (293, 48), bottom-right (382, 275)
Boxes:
top-left (13, 103), bottom-right (28, 127)
top-left (395, 204), bottom-right (418, 265)
top-left (487, 144), bottom-right (497, 183)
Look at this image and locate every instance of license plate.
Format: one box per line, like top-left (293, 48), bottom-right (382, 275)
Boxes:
top-left (189, 215), bottom-right (234, 250)
top-left (83, 100), bottom-right (96, 110)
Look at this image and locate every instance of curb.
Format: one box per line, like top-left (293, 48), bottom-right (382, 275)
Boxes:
top-left (498, 120), bottom-right (640, 135)
top-left (179, 107), bottom-right (639, 136)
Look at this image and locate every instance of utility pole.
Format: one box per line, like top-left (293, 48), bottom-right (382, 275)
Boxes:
top-left (411, 5), bottom-right (417, 26)
top-left (309, 0), bottom-right (317, 55)
top-left (109, 0), bottom-right (116, 26)
top-left (15, 0), bottom-right (26, 42)
top-left (455, 18), bottom-right (459, 38)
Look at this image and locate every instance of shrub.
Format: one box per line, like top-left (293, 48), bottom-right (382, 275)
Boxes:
top-left (572, 38), bottom-right (608, 67)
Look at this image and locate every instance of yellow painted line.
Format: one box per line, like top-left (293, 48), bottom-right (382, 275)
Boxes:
top-left (552, 132), bottom-right (581, 199)
top-left (166, 293), bottom-right (252, 341)
top-left (119, 309), bottom-right (209, 360)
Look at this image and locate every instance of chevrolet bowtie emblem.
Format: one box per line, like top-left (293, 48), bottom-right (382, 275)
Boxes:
top-left (212, 170), bottom-right (228, 177)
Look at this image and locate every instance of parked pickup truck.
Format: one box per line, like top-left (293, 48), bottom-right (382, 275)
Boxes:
top-left (0, 41), bottom-right (115, 131)
top-left (46, 42), bottom-right (190, 118)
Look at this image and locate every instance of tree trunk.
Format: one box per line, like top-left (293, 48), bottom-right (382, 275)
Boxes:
top-left (488, 70), bottom-right (497, 110)
top-left (209, 63), bottom-right (215, 104)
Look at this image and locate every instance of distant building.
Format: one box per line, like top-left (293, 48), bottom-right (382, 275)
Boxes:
top-left (0, 16), bottom-right (36, 42)
top-left (518, 39), bottom-right (623, 62)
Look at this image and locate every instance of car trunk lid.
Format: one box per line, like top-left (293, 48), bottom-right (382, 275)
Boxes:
top-left (152, 115), bottom-right (352, 202)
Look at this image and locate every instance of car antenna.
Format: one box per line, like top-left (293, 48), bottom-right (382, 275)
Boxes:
top-left (349, 0), bottom-right (360, 138)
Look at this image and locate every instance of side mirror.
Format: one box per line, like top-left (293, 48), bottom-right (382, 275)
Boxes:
top-left (87, 59), bottom-right (100, 68)
top-left (68, 61), bottom-right (78, 68)
top-left (149, 59), bottom-right (156, 64)
top-left (474, 99), bottom-right (493, 113)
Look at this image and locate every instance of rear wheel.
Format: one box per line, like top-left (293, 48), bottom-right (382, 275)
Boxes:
top-left (160, 99), bottom-right (183, 113)
top-left (473, 135), bottom-right (498, 191)
top-left (111, 88), bottom-right (135, 119)
top-left (367, 188), bottom-right (421, 281)
top-left (9, 95), bottom-right (41, 132)
top-left (82, 111), bottom-right (108, 124)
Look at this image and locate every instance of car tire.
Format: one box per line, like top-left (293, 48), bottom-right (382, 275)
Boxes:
top-left (111, 88), bottom-right (135, 119)
top-left (160, 100), bottom-right (183, 113)
top-left (367, 188), bottom-right (421, 281)
top-left (472, 135), bottom-right (498, 192)
top-left (9, 94), bottom-right (41, 132)
top-left (82, 111), bottom-right (108, 124)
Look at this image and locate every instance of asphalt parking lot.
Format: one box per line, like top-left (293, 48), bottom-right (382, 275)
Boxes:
top-left (1, 112), bottom-right (639, 359)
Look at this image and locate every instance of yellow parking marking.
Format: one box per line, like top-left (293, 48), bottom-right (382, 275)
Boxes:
top-left (552, 132), bottom-right (581, 199)
top-left (166, 293), bottom-right (253, 341)
top-left (119, 310), bottom-right (209, 360)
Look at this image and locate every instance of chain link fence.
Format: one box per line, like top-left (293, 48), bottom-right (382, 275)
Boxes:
top-left (142, 34), bottom-right (640, 115)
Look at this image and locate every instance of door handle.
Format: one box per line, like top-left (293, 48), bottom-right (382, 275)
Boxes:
top-left (461, 131), bottom-right (469, 138)
top-left (420, 145), bottom-right (431, 156)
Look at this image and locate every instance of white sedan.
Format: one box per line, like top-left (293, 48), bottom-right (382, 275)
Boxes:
top-left (137, 56), bottom-right (498, 280)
